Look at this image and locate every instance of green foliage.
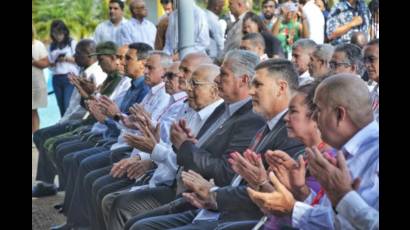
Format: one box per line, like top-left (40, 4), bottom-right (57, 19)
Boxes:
top-left (32, 0), bottom-right (108, 42)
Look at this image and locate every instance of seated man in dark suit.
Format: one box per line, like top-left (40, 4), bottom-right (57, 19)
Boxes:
top-left (130, 58), bottom-right (305, 229)
top-left (122, 49), bottom-right (267, 229)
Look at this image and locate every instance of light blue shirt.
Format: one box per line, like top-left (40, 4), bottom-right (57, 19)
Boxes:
top-left (148, 99), bottom-right (224, 188)
top-left (163, 3), bottom-right (210, 55)
top-left (117, 17), bottom-right (156, 48)
top-left (93, 18), bottom-right (128, 45)
top-left (292, 120), bottom-right (379, 230)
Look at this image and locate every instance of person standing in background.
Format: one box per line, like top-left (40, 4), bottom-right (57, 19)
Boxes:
top-left (32, 23), bottom-right (50, 133)
top-left (48, 20), bottom-right (79, 117)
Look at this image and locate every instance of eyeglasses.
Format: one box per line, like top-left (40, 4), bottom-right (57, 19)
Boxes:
top-left (163, 72), bottom-right (178, 80)
top-left (329, 61), bottom-right (351, 69)
top-left (363, 56), bottom-right (378, 64)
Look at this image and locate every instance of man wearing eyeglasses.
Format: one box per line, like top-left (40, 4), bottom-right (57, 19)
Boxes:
top-left (329, 43), bottom-right (363, 77)
top-left (101, 63), bottom-right (225, 230)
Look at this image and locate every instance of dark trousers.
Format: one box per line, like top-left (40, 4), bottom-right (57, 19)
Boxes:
top-left (34, 123), bottom-right (68, 184)
top-left (66, 147), bottom-right (132, 227)
top-left (129, 209), bottom-right (217, 230)
top-left (54, 138), bottom-right (98, 189)
top-left (123, 197), bottom-right (196, 230)
top-left (107, 186), bottom-right (176, 230)
top-left (62, 146), bottom-right (109, 216)
top-left (86, 167), bottom-right (135, 230)
top-left (52, 74), bottom-right (74, 117)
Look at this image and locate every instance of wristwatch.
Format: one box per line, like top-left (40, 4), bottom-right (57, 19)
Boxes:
top-left (113, 113), bottom-right (122, 122)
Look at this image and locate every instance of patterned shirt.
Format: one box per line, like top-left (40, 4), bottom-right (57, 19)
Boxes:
top-left (326, 0), bottom-right (370, 45)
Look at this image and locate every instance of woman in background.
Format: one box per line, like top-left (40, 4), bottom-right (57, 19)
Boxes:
top-left (32, 23), bottom-right (49, 133)
top-left (48, 20), bottom-right (78, 116)
top-left (242, 12), bottom-right (285, 59)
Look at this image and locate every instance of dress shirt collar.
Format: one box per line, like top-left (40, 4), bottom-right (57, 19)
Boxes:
top-left (107, 71), bottom-right (121, 80)
top-left (130, 76), bottom-right (145, 89)
top-left (260, 54), bottom-right (269, 61)
top-left (226, 96), bottom-right (251, 116)
top-left (342, 120), bottom-right (379, 158)
top-left (373, 83), bottom-right (379, 94)
top-left (197, 99), bottom-right (224, 121)
top-left (238, 11), bottom-right (247, 22)
top-left (170, 91), bottom-right (188, 103)
top-left (108, 17), bottom-right (127, 27)
top-left (131, 17), bottom-right (148, 25)
top-left (267, 108), bottom-right (288, 131)
top-left (299, 70), bottom-right (312, 81)
top-left (84, 61), bottom-right (100, 77)
top-left (149, 82), bottom-right (165, 95)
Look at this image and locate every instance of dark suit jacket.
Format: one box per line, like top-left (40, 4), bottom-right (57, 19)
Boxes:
top-left (177, 100), bottom-right (266, 186)
top-left (215, 112), bottom-right (306, 222)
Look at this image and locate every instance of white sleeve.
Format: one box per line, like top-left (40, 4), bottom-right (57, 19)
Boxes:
top-left (151, 142), bottom-right (178, 172)
top-left (292, 200), bottom-right (335, 230)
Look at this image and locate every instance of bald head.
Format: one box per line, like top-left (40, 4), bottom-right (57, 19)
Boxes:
top-left (130, 0), bottom-right (147, 20)
top-left (315, 73), bottom-right (373, 128)
top-left (351, 32), bottom-right (368, 49)
top-left (179, 52), bottom-right (213, 80)
top-left (75, 39), bottom-right (97, 67)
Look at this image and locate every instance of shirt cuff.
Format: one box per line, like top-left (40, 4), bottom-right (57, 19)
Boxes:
top-left (151, 142), bottom-right (169, 163)
top-left (336, 190), bottom-right (368, 219)
top-left (303, 189), bottom-right (317, 204)
top-left (292, 201), bottom-right (313, 228)
top-left (130, 149), bottom-right (151, 161)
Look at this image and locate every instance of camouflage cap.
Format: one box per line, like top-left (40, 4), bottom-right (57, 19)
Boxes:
top-left (89, 41), bottom-right (118, 56)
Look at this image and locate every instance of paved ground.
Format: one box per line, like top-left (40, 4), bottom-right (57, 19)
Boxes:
top-left (32, 147), bottom-right (66, 230)
top-left (33, 83), bottom-right (65, 230)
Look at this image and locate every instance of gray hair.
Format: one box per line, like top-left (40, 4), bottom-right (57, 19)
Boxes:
top-left (334, 43), bottom-right (364, 75)
top-left (292, 38), bottom-right (317, 54)
top-left (223, 49), bottom-right (260, 81)
top-left (255, 58), bottom-right (299, 92)
top-left (242, 33), bottom-right (266, 50)
top-left (194, 64), bottom-right (220, 83)
top-left (313, 44), bottom-right (334, 63)
top-left (148, 50), bottom-right (172, 68)
top-left (316, 73), bottom-right (373, 128)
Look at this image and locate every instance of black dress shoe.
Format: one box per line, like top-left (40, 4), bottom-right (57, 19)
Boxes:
top-left (54, 202), bottom-right (64, 210)
top-left (50, 223), bottom-right (74, 230)
top-left (32, 183), bottom-right (57, 198)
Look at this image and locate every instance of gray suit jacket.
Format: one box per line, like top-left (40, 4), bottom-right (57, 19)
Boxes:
top-left (215, 112), bottom-right (305, 222)
top-left (177, 100), bottom-right (265, 186)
